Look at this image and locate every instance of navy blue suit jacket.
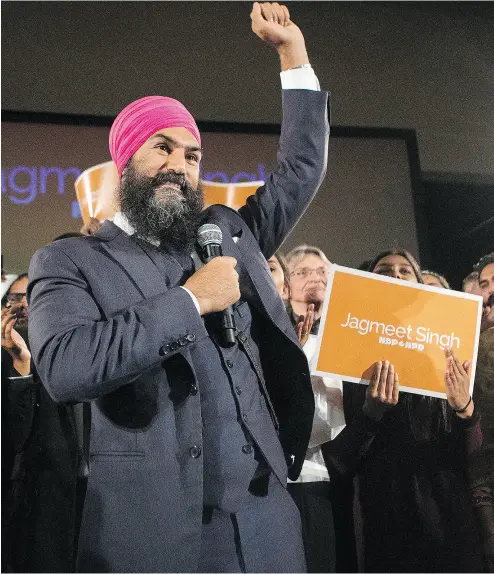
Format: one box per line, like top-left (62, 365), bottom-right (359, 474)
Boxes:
top-left (28, 89), bottom-right (329, 572)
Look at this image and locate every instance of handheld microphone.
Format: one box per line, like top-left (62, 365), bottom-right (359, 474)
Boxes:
top-left (197, 224), bottom-right (237, 348)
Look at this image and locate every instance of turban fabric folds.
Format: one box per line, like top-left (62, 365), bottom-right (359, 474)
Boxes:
top-left (109, 96), bottom-right (201, 177)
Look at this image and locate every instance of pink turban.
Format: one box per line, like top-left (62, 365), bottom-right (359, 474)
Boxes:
top-left (109, 96), bottom-right (201, 177)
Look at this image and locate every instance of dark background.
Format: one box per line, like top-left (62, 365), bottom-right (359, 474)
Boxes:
top-left (2, 117), bottom-right (421, 275)
top-left (2, 1), bottom-right (494, 287)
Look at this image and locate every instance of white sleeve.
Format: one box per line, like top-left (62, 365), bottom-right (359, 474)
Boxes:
top-left (8, 374), bottom-right (34, 381)
top-left (280, 66), bottom-right (320, 91)
top-left (180, 286), bottom-right (201, 314)
top-left (304, 335), bottom-right (346, 447)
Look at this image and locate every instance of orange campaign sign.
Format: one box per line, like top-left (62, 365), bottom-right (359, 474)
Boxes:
top-left (74, 161), bottom-right (119, 224)
top-left (74, 160), bottom-right (262, 224)
top-left (313, 266), bottom-right (483, 398)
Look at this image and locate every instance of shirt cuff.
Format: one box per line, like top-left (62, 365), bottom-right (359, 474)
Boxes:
top-left (8, 374), bottom-right (34, 382)
top-left (180, 286), bottom-right (201, 314)
top-left (280, 66), bottom-right (320, 91)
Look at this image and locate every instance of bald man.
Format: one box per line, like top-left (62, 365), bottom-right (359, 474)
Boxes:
top-left (27, 4), bottom-right (329, 573)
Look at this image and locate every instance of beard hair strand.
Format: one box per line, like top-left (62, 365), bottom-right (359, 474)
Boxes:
top-left (118, 163), bottom-right (204, 252)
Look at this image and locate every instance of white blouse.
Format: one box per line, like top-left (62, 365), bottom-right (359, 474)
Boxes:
top-left (288, 335), bottom-right (346, 483)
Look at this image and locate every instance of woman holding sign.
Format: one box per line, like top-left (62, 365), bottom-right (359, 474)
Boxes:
top-left (344, 249), bottom-right (484, 572)
top-left (270, 248), bottom-right (402, 572)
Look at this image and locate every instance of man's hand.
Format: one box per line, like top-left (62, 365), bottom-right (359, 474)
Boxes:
top-left (184, 257), bottom-right (240, 315)
top-left (444, 347), bottom-right (474, 418)
top-left (1, 307), bottom-right (31, 376)
top-left (251, 2), bottom-right (309, 70)
top-left (362, 360), bottom-right (400, 421)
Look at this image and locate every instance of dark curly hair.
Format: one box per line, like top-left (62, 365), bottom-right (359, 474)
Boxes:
top-left (474, 252), bottom-right (494, 278)
top-left (368, 248), bottom-right (423, 283)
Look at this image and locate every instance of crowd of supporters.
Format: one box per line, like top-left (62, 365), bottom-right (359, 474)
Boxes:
top-left (2, 224), bottom-right (493, 573)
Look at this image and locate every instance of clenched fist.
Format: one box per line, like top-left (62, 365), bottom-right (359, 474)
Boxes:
top-left (251, 2), bottom-right (309, 70)
top-left (185, 257), bottom-right (240, 315)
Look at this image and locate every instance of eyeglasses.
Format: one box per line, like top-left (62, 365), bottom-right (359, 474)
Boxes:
top-left (290, 267), bottom-right (327, 279)
top-left (6, 292), bottom-right (27, 303)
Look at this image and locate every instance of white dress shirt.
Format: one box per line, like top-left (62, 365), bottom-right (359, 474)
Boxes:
top-left (289, 334), bottom-right (346, 483)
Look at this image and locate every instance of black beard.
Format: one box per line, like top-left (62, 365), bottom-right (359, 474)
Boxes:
top-left (11, 305), bottom-right (28, 332)
top-left (487, 292), bottom-right (494, 308)
top-left (118, 163), bottom-right (204, 252)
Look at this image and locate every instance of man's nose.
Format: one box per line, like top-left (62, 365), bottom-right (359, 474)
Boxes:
top-left (164, 149), bottom-right (186, 174)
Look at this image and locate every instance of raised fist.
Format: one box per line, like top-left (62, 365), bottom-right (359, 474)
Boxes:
top-left (251, 2), bottom-right (308, 68)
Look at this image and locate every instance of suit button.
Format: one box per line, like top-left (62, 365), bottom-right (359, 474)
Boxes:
top-left (186, 334), bottom-right (196, 343)
top-left (170, 341), bottom-right (179, 351)
top-left (226, 360), bottom-right (234, 368)
top-left (190, 384), bottom-right (198, 396)
top-left (178, 337), bottom-right (188, 347)
top-left (189, 446), bottom-right (201, 459)
top-left (159, 344), bottom-right (170, 356)
top-left (235, 386), bottom-right (242, 395)
top-left (242, 445), bottom-right (253, 454)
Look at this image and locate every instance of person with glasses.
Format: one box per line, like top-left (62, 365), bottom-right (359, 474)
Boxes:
top-left (27, 5), bottom-right (330, 571)
top-left (342, 248), bottom-right (484, 572)
top-left (1, 272), bottom-right (86, 573)
top-left (267, 252), bottom-right (314, 346)
top-left (286, 245), bottom-right (330, 338)
top-left (2, 273), bottom-right (30, 373)
top-left (283, 245), bottom-right (397, 572)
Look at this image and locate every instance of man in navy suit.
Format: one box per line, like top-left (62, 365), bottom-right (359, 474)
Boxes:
top-left (28, 3), bottom-right (329, 572)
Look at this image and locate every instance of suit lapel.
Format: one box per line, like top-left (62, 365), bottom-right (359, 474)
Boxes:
top-left (203, 212), bottom-right (299, 346)
top-left (203, 212), bottom-right (262, 312)
top-left (96, 217), bottom-right (298, 346)
top-left (95, 221), bottom-right (169, 300)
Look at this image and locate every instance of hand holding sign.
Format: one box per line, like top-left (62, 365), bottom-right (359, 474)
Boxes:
top-left (362, 360), bottom-right (400, 421)
top-left (444, 347), bottom-right (474, 419)
top-left (313, 266), bottom-right (482, 399)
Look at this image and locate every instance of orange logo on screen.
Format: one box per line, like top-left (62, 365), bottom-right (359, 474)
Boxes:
top-left (316, 269), bottom-right (481, 396)
top-left (74, 161), bottom-right (262, 224)
top-left (202, 181), bottom-right (262, 210)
